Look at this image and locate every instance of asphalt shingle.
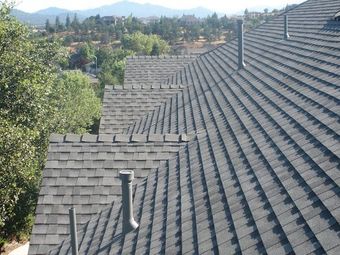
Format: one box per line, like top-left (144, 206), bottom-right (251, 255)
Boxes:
top-left (30, 0), bottom-right (340, 254)
top-left (123, 55), bottom-right (196, 89)
top-left (28, 134), bottom-right (194, 255)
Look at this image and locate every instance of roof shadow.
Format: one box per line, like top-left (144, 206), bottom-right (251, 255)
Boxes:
top-left (321, 20), bottom-right (340, 31)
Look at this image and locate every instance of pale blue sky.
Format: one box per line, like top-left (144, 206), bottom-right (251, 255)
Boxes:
top-left (15, 0), bottom-right (304, 14)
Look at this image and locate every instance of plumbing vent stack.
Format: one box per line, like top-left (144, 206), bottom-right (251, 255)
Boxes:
top-left (237, 19), bottom-right (246, 69)
top-left (120, 170), bottom-right (139, 234)
top-left (284, 15), bottom-right (290, 39)
top-left (69, 208), bottom-right (79, 255)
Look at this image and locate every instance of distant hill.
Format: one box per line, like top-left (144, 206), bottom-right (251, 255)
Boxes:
top-left (75, 1), bottom-right (216, 18)
top-left (11, 9), bottom-right (48, 25)
top-left (11, 9), bottom-right (85, 26)
top-left (13, 1), bottom-right (218, 25)
top-left (35, 7), bottom-right (72, 16)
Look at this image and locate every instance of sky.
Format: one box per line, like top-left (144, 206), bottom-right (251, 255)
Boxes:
top-left (15, 0), bottom-right (304, 14)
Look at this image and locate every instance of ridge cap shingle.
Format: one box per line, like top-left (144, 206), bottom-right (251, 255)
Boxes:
top-left (104, 84), bottom-right (186, 91)
top-left (126, 55), bottom-right (197, 60)
top-left (49, 133), bottom-right (198, 144)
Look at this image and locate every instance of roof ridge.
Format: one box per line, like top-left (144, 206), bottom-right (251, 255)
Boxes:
top-left (104, 84), bottom-right (186, 90)
top-left (126, 55), bottom-right (196, 60)
top-left (49, 133), bottom-right (197, 144)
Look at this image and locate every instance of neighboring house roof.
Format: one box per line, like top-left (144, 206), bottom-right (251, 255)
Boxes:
top-left (29, 133), bottom-right (195, 255)
top-left (30, 0), bottom-right (340, 254)
top-left (123, 55), bottom-right (196, 89)
top-left (99, 85), bottom-right (185, 134)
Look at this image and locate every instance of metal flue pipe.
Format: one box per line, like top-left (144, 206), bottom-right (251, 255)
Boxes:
top-left (284, 15), bottom-right (290, 39)
top-left (69, 207), bottom-right (79, 255)
top-left (120, 170), bottom-right (139, 234)
top-left (237, 19), bottom-right (246, 69)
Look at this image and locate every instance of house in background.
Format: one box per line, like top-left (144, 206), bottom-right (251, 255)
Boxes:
top-left (101, 16), bottom-right (126, 26)
top-left (29, 0), bottom-right (340, 254)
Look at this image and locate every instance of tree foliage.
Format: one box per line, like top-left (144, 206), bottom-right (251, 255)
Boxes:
top-left (97, 48), bottom-right (134, 85)
top-left (0, 2), bottom-right (101, 243)
top-left (0, 2), bottom-right (58, 239)
top-left (53, 12), bottom-right (239, 46)
top-left (78, 42), bottom-right (95, 62)
top-left (52, 71), bottom-right (101, 134)
top-left (0, 123), bottom-right (39, 241)
top-left (69, 42), bottom-right (96, 69)
top-left (121, 31), bottom-right (170, 55)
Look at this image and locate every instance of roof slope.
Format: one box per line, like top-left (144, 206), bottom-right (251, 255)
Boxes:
top-left (50, 127), bottom-right (339, 254)
top-left (130, 1), bottom-right (340, 134)
top-left (123, 55), bottom-right (196, 89)
top-left (99, 85), bottom-right (185, 134)
top-left (29, 133), bottom-right (193, 255)
top-left (40, 0), bottom-right (340, 254)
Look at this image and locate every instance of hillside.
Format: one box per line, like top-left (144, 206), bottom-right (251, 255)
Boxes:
top-left (11, 9), bottom-right (84, 26)
top-left (13, 1), bottom-right (217, 25)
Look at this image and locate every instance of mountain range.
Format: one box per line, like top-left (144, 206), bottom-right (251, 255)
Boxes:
top-left (12, 1), bottom-right (218, 26)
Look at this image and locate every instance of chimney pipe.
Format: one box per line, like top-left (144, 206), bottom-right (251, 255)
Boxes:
top-left (69, 208), bottom-right (79, 255)
top-left (120, 170), bottom-right (139, 234)
top-left (284, 15), bottom-right (290, 39)
top-left (237, 19), bottom-right (246, 69)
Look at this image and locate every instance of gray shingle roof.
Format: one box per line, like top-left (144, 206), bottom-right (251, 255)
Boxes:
top-left (123, 55), bottom-right (196, 89)
top-left (29, 134), bottom-right (195, 255)
top-left (31, 0), bottom-right (340, 254)
top-left (99, 85), bottom-right (185, 134)
top-left (49, 130), bottom-right (340, 254)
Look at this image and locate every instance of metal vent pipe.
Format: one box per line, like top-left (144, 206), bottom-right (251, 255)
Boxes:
top-left (237, 19), bottom-right (246, 69)
top-left (120, 170), bottom-right (139, 234)
top-left (284, 15), bottom-right (290, 39)
top-left (69, 208), bottom-right (79, 255)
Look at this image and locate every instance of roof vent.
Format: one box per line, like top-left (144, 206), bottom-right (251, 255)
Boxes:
top-left (120, 170), bottom-right (139, 234)
top-left (237, 19), bottom-right (246, 69)
top-left (284, 15), bottom-right (290, 39)
top-left (69, 208), bottom-right (79, 255)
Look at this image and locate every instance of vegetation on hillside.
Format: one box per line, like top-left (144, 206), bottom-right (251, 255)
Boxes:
top-left (46, 13), bottom-right (235, 45)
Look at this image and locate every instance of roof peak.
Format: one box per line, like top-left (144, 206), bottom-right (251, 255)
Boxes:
top-left (105, 84), bottom-right (186, 90)
top-left (49, 133), bottom-right (197, 144)
top-left (126, 55), bottom-right (197, 60)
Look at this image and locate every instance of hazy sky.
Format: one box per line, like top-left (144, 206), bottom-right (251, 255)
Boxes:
top-left (15, 0), bottom-right (304, 14)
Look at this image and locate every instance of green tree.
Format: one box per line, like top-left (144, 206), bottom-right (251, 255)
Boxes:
top-left (96, 46), bottom-right (115, 67)
top-left (98, 48), bottom-right (134, 86)
top-left (63, 35), bottom-right (74, 46)
top-left (151, 42), bottom-right (160, 56)
top-left (52, 71), bottom-right (101, 133)
top-left (188, 23), bottom-right (201, 41)
top-left (98, 59), bottom-right (126, 85)
top-left (244, 8), bottom-right (249, 16)
top-left (70, 41), bottom-right (96, 69)
top-left (78, 42), bottom-right (95, 62)
top-left (45, 18), bottom-right (50, 33)
top-left (0, 123), bottom-right (39, 243)
top-left (0, 2), bottom-right (101, 244)
top-left (65, 14), bottom-right (71, 30)
top-left (121, 32), bottom-right (170, 55)
top-left (0, 2), bottom-right (62, 240)
top-left (71, 13), bottom-right (80, 32)
top-left (55, 16), bottom-right (60, 32)
top-left (205, 12), bottom-right (221, 40)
